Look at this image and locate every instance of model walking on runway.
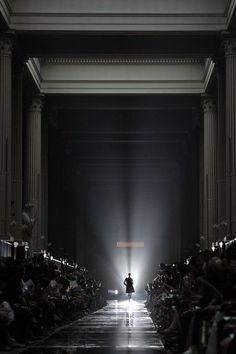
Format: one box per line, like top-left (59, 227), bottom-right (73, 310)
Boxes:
top-left (124, 273), bottom-right (135, 301)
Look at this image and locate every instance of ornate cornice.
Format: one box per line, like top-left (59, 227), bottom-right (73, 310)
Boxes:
top-left (40, 57), bottom-right (204, 65)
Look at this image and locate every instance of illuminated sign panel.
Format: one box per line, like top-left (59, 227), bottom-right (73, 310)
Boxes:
top-left (116, 241), bottom-right (144, 248)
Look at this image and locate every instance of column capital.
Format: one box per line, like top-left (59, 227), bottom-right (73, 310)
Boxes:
top-left (0, 31), bottom-right (15, 56)
top-left (0, 36), bottom-right (13, 56)
top-left (224, 38), bottom-right (236, 56)
top-left (201, 95), bottom-right (216, 113)
top-left (28, 94), bottom-right (45, 113)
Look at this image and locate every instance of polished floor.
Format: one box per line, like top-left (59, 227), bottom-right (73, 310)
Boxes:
top-left (15, 300), bottom-right (165, 353)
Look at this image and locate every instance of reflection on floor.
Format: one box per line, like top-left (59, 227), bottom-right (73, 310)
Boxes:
top-left (18, 300), bottom-right (165, 353)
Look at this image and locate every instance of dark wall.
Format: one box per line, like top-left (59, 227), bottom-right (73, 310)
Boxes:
top-left (48, 98), bottom-right (199, 291)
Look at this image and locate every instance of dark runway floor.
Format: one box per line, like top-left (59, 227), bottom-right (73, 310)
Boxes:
top-left (13, 300), bottom-right (165, 353)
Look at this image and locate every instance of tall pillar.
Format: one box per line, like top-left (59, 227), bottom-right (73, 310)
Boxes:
top-left (41, 116), bottom-right (48, 250)
top-left (199, 114), bottom-right (204, 247)
top-left (202, 95), bottom-right (217, 248)
top-left (225, 38), bottom-right (236, 239)
top-left (11, 62), bottom-right (23, 240)
top-left (0, 35), bottom-right (13, 240)
top-left (24, 94), bottom-right (44, 251)
top-left (216, 60), bottom-right (227, 239)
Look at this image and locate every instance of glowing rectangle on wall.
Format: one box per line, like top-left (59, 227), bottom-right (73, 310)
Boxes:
top-left (116, 241), bottom-right (144, 248)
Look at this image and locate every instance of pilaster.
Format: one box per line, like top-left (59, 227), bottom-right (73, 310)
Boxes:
top-left (202, 95), bottom-right (217, 247)
top-left (215, 59), bottom-right (227, 239)
top-left (225, 38), bottom-right (236, 238)
top-left (24, 94), bottom-right (44, 251)
top-left (11, 61), bottom-right (24, 240)
top-left (0, 35), bottom-right (13, 240)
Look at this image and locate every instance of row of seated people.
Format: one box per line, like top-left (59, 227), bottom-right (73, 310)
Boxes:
top-left (145, 242), bottom-right (236, 354)
top-left (0, 257), bottom-right (106, 351)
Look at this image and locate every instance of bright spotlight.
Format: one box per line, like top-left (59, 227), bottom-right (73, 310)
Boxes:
top-left (108, 289), bottom-right (119, 295)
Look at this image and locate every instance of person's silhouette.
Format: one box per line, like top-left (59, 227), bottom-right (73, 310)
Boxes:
top-left (123, 273), bottom-right (135, 301)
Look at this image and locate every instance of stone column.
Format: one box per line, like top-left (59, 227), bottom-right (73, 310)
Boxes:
top-left (199, 114), bottom-right (204, 247)
top-left (215, 60), bottom-right (227, 239)
top-left (225, 38), bottom-right (236, 239)
top-left (24, 95), bottom-right (44, 251)
top-left (202, 95), bottom-right (217, 248)
top-left (11, 62), bottom-right (23, 240)
top-left (0, 35), bottom-right (13, 240)
top-left (41, 116), bottom-right (48, 250)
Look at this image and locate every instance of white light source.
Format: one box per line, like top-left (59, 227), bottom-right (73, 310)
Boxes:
top-left (108, 289), bottom-right (119, 295)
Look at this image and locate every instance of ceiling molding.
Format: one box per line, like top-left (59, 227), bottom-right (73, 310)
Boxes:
top-left (226, 0), bottom-right (236, 25)
top-left (2, 0), bottom-right (235, 32)
top-left (39, 57), bottom-right (205, 94)
top-left (10, 12), bottom-right (229, 19)
top-left (0, 0), bottom-right (11, 26)
top-left (41, 57), bottom-right (204, 65)
top-left (27, 55), bottom-right (212, 95)
top-left (203, 58), bottom-right (215, 90)
top-left (41, 81), bottom-right (204, 95)
top-left (26, 58), bottom-right (42, 91)
top-left (9, 15), bottom-right (228, 32)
